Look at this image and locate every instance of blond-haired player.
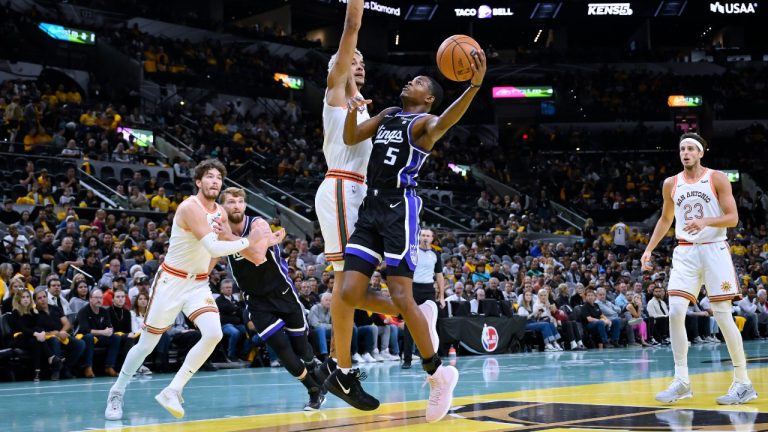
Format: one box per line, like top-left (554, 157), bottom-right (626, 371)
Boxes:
top-left (642, 133), bottom-right (756, 405)
top-left (105, 159), bottom-right (266, 420)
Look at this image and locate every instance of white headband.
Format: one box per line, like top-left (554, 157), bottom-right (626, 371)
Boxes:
top-left (680, 137), bottom-right (704, 152)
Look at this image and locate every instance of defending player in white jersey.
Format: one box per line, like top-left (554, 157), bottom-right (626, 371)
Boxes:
top-left (314, 0), bottom-right (396, 382)
top-left (641, 133), bottom-right (757, 405)
top-left (105, 159), bottom-right (265, 420)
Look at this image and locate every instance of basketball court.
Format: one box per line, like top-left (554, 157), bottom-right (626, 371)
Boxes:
top-left (3, 341), bottom-right (767, 431)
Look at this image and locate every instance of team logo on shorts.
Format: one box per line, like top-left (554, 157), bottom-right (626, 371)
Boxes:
top-left (721, 281), bottom-right (733, 293)
top-left (481, 324), bottom-right (499, 352)
top-left (409, 244), bottom-right (418, 264)
top-left (205, 297), bottom-right (215, 305)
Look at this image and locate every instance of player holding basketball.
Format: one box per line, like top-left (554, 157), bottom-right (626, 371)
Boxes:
top-left (642, 133), bottom-right (757, 405)
top-left (323, 50), bottom-right (487, 423)
top-left (220, 187), bottom-right (327, 411)
top-left (105, 159), bottom-right (264, 420)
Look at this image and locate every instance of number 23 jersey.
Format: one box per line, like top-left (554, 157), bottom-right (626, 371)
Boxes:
top-left (672, 168), bottom-right (726, 243)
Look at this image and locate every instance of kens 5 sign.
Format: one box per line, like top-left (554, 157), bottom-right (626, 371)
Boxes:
top-left (587, 3), bottom-right (634, 15)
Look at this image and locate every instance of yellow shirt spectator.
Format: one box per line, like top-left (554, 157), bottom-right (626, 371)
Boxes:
top-left (80, 111), bottom-right (98, 126)
top-left (151, 190), bottom-right (171, 213)
top-left (730, 243), bottom-right (747, 256)
top-left (37, 172), bottom-right (51, 190)
top-left (23, 132), bottom-right (36, 152)
top-left (67, 91), bottom-right (82, 105)
top-left (144, 49), bottom-right (158, 73)
top-left (56, 88), bottom-right (67, 103)
top-left (41, 93), bottom-right (58, 108)
top-left (213, 122), bottom-right (228, 135)
top-left (36, 130), bottom-right (53, 146)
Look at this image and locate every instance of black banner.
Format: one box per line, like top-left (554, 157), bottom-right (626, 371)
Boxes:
top-left (437, 316), bottom-right (527, 354)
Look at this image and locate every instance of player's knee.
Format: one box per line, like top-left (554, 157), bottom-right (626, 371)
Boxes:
top-left (202, 325), bottom-right (223, 344)
top-left (668, 296), bottom-right (688, 321)
top-left (668, 307), bottom-right (686, 321)
top-left (339, 284), bottom-right (362, 306)
top-left (710, 300), bottom-right (732, 315)
top-left (388, 287), bottom-right (410, 310)
top-left (135, 333), bottom-right (161, 356)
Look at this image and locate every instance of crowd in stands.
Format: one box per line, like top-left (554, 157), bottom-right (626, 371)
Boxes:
top-left (1, 187), bottom-right (767, 382)
top-left (476, 123), bottom-right (768, 216)
top-left (106, 24), bottom-right (326, 99)
top-left (548, 66), bottom-right (768, 122)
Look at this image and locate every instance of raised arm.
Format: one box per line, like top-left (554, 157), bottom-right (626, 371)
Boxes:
top-left (326, 0), bottom-right (364, 106)
top-left (413, 50), bottom-right (487, 151)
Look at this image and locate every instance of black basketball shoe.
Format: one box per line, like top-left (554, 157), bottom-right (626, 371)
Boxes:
top-left (324, 368), bottom-right (380, 411)
top-left (304, 389), bottom-right (326, 411)
top-left (314, 357), bottom-right (337, 387)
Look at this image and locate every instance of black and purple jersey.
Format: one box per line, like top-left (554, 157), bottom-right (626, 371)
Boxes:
top-left (366, 111), bottom-right (431, 191)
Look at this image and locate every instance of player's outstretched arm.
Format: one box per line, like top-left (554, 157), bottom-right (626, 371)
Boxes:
top-left (414, 50), bottom-right (487, 151)
top-left (343, 98), bottom-right (399, 145)
top-left (178, 202), bottom-right (250, 257)
top-left (327, 0), bottom-right (364, 105)
top-left (641, 177), bottom-right (676, 270)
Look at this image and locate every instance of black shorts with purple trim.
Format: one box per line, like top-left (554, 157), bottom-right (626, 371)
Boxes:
top-left (344, 188), bottom-right (422, 277)
top-left (246, 289), bottom-right (308, 341)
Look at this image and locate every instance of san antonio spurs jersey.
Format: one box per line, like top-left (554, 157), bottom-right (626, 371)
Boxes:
top-left (672, 168), bottom-right (726, 243)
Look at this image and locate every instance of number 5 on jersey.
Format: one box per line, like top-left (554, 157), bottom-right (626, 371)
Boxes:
top-left (384, 147), bottom-right (399, 165)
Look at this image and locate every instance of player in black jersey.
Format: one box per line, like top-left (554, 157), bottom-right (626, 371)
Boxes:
top-left (322, 50), bottom-right (487, 423)
top-left (219, 187), bottom-right (326, 411)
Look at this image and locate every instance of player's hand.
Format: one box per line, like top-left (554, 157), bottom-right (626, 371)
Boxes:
top-left (214, 217), bottom-right (233, 237)
top-left (640, 250), bottom-right (654, 271)
top-left (470, 49), bottom-right (486, 87)
top-left (683, 219), bottom-right (707, 235)
top-left (247, 218), bottom-right (273, 245)
top-left (347, 95), bottom-right (371, 112)
top-left (268, 228), bottom-right (286, 246)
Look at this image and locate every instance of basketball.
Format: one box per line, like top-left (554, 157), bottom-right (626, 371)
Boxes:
top-left (436, 35), bottom-right (482, 82)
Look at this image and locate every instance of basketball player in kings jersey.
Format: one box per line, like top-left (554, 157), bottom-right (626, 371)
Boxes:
top-left (220, 187), bottom-right (327, 411)
top-left (105, 159), bottom-right (265, 420)
top-left (324, 51), bottom-right (486, 423)
top-left (642, 133), bottom-right (757, 405)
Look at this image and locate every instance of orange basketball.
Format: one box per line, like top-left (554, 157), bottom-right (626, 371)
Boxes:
top-left (436, 35), bottom-right (482, 82)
